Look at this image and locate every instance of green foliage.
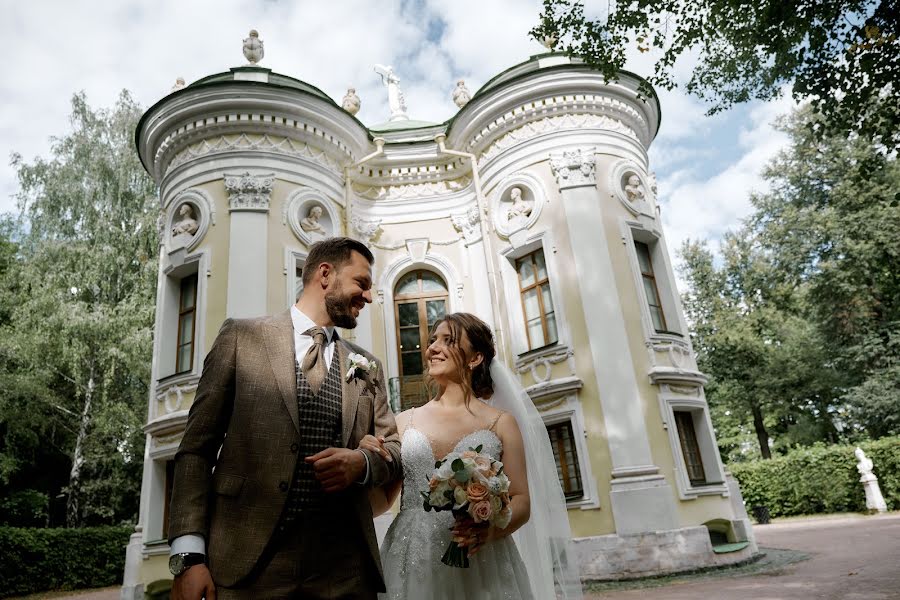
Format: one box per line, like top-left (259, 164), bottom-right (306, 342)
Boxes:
top-left (0, 525), bottom-right (132, 598)
top-left (531, 0), bottom-right (899, 149)
top-left (0, 91), bottom-right (158, 527)
top-left (679, 99), bottom-right (900, 460)
top-left (730, 437), bottom-right (900, 518)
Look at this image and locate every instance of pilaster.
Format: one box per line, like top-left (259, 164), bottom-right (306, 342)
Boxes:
top-left (224, 172), bottom-right (273, 318)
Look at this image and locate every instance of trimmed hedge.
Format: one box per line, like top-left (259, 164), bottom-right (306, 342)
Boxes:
top-left (730, 437), bottom-right (900, 519)
top-left (0, 525), bottom-right (132, 598)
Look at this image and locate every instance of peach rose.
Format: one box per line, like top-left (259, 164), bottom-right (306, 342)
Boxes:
top-left (466, 481), bottom-right (489, 503)
top-left (461, 450), bottom-right (478, 459)
top-left (428, 476), bottom-right (441, 491)
top-left (469, 500), bottom-right (493, 523)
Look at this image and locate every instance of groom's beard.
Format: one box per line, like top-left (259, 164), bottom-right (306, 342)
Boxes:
top-left (325, 284), bottom-right (358, 329)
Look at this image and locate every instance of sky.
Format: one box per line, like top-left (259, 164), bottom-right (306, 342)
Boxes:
top-left (1, 0), bottom-right (795, 280)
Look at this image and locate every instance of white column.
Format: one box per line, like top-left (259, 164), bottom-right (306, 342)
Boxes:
top-left (550, 148), bottom-right (678, 535)
top-left (453, 207), bottom-right (494, 330)
top-left (224, 172), bottom-right (274, 318)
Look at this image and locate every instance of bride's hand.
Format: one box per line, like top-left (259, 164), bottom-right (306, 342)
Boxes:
top-left (357, 434), bottom-right (392, 462)
top-left (452, 521), bottom-right (495, 556)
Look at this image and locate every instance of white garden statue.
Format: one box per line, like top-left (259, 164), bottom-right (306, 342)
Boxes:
top-left (374, 64), bottom-right (408, 121)
top-left (855, 447), bottom-right (888, 514)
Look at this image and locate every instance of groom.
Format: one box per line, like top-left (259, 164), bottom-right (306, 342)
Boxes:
top-left (168, 237), bottom-right (402, 599)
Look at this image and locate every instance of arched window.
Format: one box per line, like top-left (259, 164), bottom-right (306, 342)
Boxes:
top-left (394, 270), bottom-right (448, 410)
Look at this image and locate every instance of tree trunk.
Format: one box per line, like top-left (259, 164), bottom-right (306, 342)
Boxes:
top-left (66, 366), bottom-right (94, 528)
top-left (751, 402), bottom-right (771, 459)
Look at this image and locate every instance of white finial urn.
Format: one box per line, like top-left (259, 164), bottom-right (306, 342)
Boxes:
top-left (243, 29), bottom-right (264, 65)
top-left (171, 77), bottom-right (186, 92)
top-left (342, 88), bottom-right (361, 115)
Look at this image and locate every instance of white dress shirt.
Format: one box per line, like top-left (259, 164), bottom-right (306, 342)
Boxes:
top-left (170, 307), bottom-right (369, 558)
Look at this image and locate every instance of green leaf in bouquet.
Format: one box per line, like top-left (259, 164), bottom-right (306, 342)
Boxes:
top-left (454, 470), bottom-right (470, 484)
top-left (444, 490), bottom-right (454, 501)
top-left (451, 458), bottom-right (464, 472)
top-left (423, 499), bottom-right (432, 512)
top-left (475, 444), bottom-right (483, 453)
top-left (435, 461), bottom-right (443, 469)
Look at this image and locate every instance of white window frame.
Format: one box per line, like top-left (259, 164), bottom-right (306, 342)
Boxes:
top-left (622, 222), bottom-right (687, 345)
top-left (154, 249), bottom-right (210, 387)
top-left (499, 230), bottom-right (571, 358)
top-left (284, 247), bottom-right (308, 308)
top-left (658, 385), bottom-right (729, 500)
top-left (537, 394), bottom-right (601, 510)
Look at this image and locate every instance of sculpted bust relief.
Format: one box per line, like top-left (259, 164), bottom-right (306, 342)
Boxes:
top-left (624, 174), bottom-right (645, 203)
top-left (171, 204), bottom-right (199, 238)
top-left (300, 205), bottom-right (328, 237)
top-left (505, 187), bottom-right (533, 224)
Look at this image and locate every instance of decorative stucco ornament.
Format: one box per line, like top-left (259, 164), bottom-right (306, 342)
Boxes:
top-left (549, 148), bottom-right (596, 189)
top-left (243, 29), bottom-right (264, 65)
top-left (374, 64), bottom-right (408, 121)
top-left (351, 216), bottom-right (382, 244)
top-left (542, 34), bottom-right (558, 50)
top-left (342, 88), bottom-right (361, 115)
top-left (171, 77), bottom-right (186, 92)
top-left (224, 171), bottom-right (274, 211)
top-left (452, 79), bottom-right (471, 108)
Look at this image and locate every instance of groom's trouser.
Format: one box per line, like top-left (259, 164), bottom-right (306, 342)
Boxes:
top-left (215, 510), bottom-right (377, 600)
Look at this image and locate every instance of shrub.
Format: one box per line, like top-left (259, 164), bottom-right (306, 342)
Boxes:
top-left (730, 437), bottom-right (900, 518)
top-left (0, 525), bottom-right (132, 598)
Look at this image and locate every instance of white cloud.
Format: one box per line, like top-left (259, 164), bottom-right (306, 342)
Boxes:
top-left (657, 91), bottom-right (797, 290)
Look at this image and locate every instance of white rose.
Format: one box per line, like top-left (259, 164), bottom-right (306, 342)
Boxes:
top-left (436, 460), bottom-right (455, 480)
top-left (453, 486), bottom-right (469, 508)
top-left (429, 480), bottom-right (452, 507)
top-left (495, 506), bottom-right (513, 529)
top-left (496, 473), bottom-right (510, 493)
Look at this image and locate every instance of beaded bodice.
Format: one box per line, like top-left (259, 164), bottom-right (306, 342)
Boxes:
top-left (399, 427), bottom-right (503, 510)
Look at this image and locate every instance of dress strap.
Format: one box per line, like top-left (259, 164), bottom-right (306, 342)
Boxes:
top-left (488, 410), bottom-right (505, 432)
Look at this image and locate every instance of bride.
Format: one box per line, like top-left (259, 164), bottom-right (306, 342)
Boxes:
top-left (360, 312), bottom-right (582, 599)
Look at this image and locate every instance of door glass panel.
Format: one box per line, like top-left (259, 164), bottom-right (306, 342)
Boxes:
top-left (425, 299), bottom-right (446, 329)
top-left (398, 302), bottom-right (419, 327)
top-left (400, 328), bottom-right (421, 352)
top-left (421, 272), bottom-right (447, 293)
top-left (396, 272), bottom-right (419, 295)
top-left (401, 352), bottom-right (424, 376)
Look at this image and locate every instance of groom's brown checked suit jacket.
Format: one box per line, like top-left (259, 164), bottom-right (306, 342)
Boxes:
top-left (167, 309), bottom-right (402, 590)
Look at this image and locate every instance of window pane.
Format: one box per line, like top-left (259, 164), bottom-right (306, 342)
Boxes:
top-left (395, 272), bottom-right (419, 295)
top-left (420, 272), bottom-right (447, 293)
top-left (179, 313), bottom-right (194, 346)
top-left (401, 351), bottom-right (424, 376)
top-left (527, 317), bottom-right (545, 348)
top-left (649, 306), bottom-right (666, 332)
top-left (425, 299), bottom-right (446, 328)
top-left (642, 276), bottom-right (663, 307)
top-left (540, 284), bottom-right (555, 314)
top-left (398, 302), bottom-right (419, 327)
top-left (180, 277), bottom-right (196, 310)
top-left (517, 257), bottom-right (536, 288)
top-left (400, 328), bottom-right (421, 351)
top-left (675, 411), bottom-right (706, 484)
top-left (635, 242), bottom-right (653, 274)
top-left (545, 312), bottom-right (559, 345)
top-left (534, 249), bottom-right (548, 280)
top-left (522, 288), bottom-right (541, 321)
top-left (177, 344), bottom-right (192, 373)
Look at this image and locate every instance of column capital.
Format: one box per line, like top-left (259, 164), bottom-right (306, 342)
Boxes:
top-left (549, 147), bottom-right (596, 190)
top-left (451, 205), bottom-right (482, 246)
top-left (224, 171), bottom-right (274, 212)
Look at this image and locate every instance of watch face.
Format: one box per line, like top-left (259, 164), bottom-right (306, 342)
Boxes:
top-left (169, 554), bottom-right (184, 575)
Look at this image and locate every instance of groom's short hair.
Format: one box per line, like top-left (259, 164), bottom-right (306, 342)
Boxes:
top-left (302, 237), bottom-right (374, 287)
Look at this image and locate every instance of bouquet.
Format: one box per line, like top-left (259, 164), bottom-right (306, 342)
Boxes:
top-left (421, 445), bottom-right (513, 568)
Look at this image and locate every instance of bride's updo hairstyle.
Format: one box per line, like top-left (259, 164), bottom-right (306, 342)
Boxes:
top-left (428, 312), bottom-right (496, 408)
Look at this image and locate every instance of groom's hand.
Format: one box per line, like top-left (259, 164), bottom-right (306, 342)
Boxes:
top-left (172, 564), bottom-right (215, 600)
top-left (305, 447), bottom-right (367, 492)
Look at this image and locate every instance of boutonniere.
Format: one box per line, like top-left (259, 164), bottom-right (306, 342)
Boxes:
top-left (346, 352), bottom-right (377, 383)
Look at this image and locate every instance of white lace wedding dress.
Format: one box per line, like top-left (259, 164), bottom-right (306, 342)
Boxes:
top-left (378, 425), bottom-right (535, 600)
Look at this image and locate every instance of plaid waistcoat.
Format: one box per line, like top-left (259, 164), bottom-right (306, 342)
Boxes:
top-left (284, 351), bottom-right (343, 517)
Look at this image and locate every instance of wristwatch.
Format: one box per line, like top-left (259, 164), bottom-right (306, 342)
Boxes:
top-left (169, 552), bottom-right (206, 576)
